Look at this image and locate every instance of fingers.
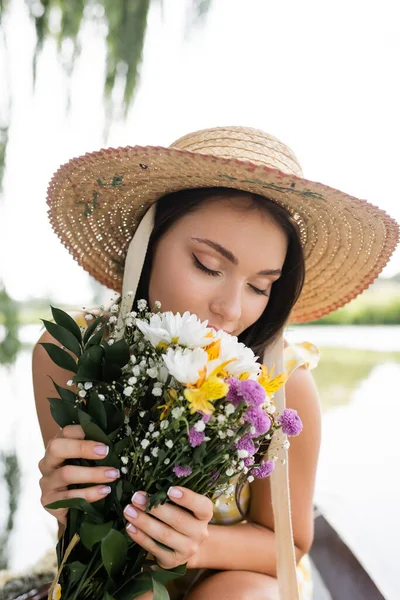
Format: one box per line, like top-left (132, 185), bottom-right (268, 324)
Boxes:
top-left (59, 425), bottom-right (85, 439)
top-left (123, 505), bottom-right (192, 570)
top-left (42, 482), bottom-right (114, 510)
top-left (39, 437), bottom-right (110, 476)
top-left (165, 487), bottom-right (214, 522)
top-left (130, 492), bottom-right (199, 539)
top-left (47, 464), bottom-right (120, 491)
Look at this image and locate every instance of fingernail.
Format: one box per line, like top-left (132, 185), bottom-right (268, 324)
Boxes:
top-left (94, 445), bottom-right (109, 456)
top-left (99, 486), bottom-right (111, 495)
top-left (127, 523), bottom-right (137, 533)
top-left (105, 469), bottom-right (120, 479)
top-left (124, 504), bottom-right (138, 518)
top-left (131, 492), bottom-right (147, 505)
top-left (167, 486), bottom-right (183, 499)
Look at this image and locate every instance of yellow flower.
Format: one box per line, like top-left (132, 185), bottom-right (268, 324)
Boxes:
top-left (184, 376), bottom-right (229, 414)
top-left (52, 583), bottom-right (62, 600)
top-left (158, 388), bottom-right (178, 420)
top-left (238, 372), bottom-right (250, 380)
top-left (204, 338), bottom-right (221, 361)
top-left (258, 364), bottom-right (287, 398)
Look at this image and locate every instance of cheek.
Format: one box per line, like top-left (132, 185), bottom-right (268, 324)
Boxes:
top-left (148, 248), bottom-right (211, 315)
top-left (242, 296), bottom-right (269, 332)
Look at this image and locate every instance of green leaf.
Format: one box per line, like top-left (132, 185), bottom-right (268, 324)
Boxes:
top-left (192, 444), bottom-right (207, 464)
top-left (102, 362), bottom-right (123, 383)
top-left (87, 324), bottom-right (106, 347)
top-left (41, 319), bottom-right (82, 357)
top-left (77, 351), bottom-right (103, 382)
top-left (49, 377), bottom-right (77, 404)
top-left (87, 345), bottom-right (105, 363)
top-left (101, 529), bottom-right (128, 579)
top-left (50, 306), bottom-right (83, 343)
top-left (66, 560), bottom-right (87, 584)
top-left (114, 437), bottom-right (131, 455)
top-left (116, 572), bottom-right (153, 600)
top-left (152, 575), bottom-right (170, 600)
top-left (104, 339), bottom-right (130, 368)
top-left (83, 315), bottom-right (104, 345)
top-left (40, 342), bottom-right (78, 373)
top-left (116, 479), bottom-right (124, 503)
top-left (77, 409), bottom-right (92, 427)
top-left (80, 520), bottom-right (113, 551)
top-left (80, 419), bottom-right (111, 446)
top-left (87, 391), bottom-right (107, 430)
top-left (45, 497), bottom-right (103, 522)
top-left (151, 563), bottom-right (187, 584)
top-left (49, 398), bottom-right (79, 427)
top-left (104, 593), bottom-right (116, 600)
top-left (108, 411), bottom-right (125, 439)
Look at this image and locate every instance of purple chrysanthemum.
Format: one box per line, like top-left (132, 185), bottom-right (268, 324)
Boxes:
top-left (235, 434), bottom-right (256, 456)
top-left (245, 407), bottom-right (272, 437)
top-left (244, 456), bottom-right (255, 467)
top-left (251, 460), bottom-right (275, 479)
top-left (173, 465), bottom-right (193, 478)
top-left (199, 411), bottom-right (211, 422)
top-left (239, 379), bottom-right (266, 407)
top-left (226, 377), bottom-right (242, 406)
top-left (279, 408), bottom-right (303, 436)
top-left (188, 426), bottom-right (205, 448)
top-left (207, 467), bottom-right (220, 486)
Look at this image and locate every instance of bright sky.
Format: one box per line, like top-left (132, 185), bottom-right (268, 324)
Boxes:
top-left (0, 0), bottom-right (399, 305)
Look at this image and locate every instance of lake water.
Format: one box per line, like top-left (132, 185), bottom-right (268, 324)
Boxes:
top-left (0, 325), bottom-right (399, 598)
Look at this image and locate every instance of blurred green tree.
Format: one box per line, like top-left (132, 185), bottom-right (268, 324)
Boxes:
top-left (0, 0), bottom-right (212, 191)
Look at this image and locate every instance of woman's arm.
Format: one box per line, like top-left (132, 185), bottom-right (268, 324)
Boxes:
top-left (189, 366), bottom-right (321, 575)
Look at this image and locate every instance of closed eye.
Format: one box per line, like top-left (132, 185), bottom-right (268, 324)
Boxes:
top-left (192, 253), bottom-right (220, 277)
top-left (192, 254), bottom-right (270, 297)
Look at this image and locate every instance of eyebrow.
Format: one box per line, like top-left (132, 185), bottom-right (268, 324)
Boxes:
top-left (191, 237), bottom-right (282, 277)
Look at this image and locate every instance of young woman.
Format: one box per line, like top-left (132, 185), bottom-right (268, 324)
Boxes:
top-left (32, 126), bottom-right (399, 600)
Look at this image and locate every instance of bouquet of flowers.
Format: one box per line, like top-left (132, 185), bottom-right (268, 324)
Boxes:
top-left (41, 297), bottom-right (303, 600)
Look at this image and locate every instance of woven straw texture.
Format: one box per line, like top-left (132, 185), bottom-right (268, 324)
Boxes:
top-left (46, 126), bottom-right (399, 323)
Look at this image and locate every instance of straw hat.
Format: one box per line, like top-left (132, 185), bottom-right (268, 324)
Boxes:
top-left (47, 126), bottom-right (399, 322)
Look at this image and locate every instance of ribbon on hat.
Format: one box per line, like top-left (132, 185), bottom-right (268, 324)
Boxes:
top-left (115, 203), bottom-right (299, 599)
top-left (265, 336), bottom-right (300, 599)
top-left (115, 203), bottom-right (157, 339)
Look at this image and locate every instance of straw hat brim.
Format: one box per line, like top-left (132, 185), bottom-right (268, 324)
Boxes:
top-left (47, 145), bottom-right (399, 323)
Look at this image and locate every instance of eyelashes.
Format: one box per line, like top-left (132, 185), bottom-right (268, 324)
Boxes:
top-left (191, 254), bottom-right (270, 297)
top-left (192, 253), bottom-right (220, 277)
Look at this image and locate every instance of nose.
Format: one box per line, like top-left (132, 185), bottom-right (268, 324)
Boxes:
top-left (209, 283), bottom-right (242, 328)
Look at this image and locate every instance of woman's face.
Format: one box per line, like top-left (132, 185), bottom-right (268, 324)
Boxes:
top-left (148, 194), bottom-right (288, 336)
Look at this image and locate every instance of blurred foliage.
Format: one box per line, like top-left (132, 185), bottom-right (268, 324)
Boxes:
top-left (308, 284), bottom-right (400, 325)
top-left (0, 286), bottom-right (21, 365)
top-left (0, 451), bottom-right (21, 570)
top-left (314, 346), bottom-right (400, 411)
top-left (0, 0), bottom-right (212, 190)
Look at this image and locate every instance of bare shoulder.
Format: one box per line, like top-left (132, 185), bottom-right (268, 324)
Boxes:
top-left (285, 364), bottom-right (321, 416)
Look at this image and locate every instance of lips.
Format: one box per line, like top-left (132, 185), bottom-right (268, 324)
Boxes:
top-left (208, 324), bottom-right (234, 335)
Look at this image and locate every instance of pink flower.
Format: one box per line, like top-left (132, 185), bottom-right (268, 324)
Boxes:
top-left (251, 460), bottom-right (275, 479)
top-left (239, 379), bottom-right (265, 407)
top-left (279, 409), bottom-right (303, 436)
top-left (173, 465), bottom-right (192, 478)
top-left (244, 407), bottom-right (272, 437)
top-left (235, 434), bottom-right (256, 456)
top-left (188, 427), bottom-right (205, 447)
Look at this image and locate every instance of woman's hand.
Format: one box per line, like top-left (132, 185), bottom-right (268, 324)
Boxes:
top-left (38, 424), bottom-right (121, 526)
top-left (123, 487), bottom-right (213, 569)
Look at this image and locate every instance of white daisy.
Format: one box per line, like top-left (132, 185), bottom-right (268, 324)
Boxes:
top-left (135, 311), bottom-right (215, 349)
top-left (162, 347), bottom-right (208, 385)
